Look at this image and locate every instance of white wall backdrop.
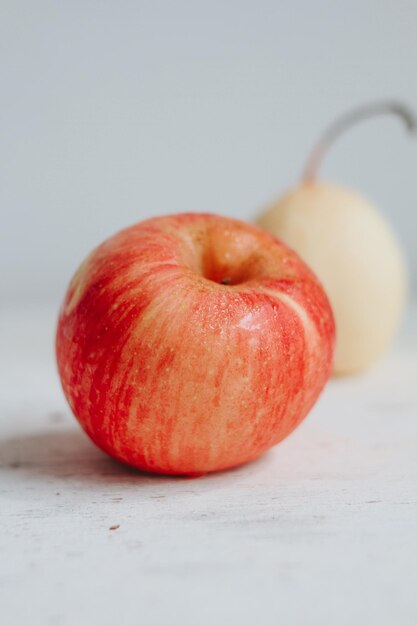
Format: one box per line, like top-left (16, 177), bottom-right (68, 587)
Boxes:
top-left (1, 0), bottom-right (417, 305)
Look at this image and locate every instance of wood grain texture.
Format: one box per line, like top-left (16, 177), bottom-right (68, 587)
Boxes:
top-left (1, 305), bottom-right (416, 626)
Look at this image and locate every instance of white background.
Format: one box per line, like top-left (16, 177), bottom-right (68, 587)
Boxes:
top-left (1, 0), bottom-right (417, 306)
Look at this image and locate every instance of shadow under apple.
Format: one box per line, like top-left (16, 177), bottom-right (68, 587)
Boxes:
top-left (0, 422), bottom-right (270, 490)
top-left (0, 426), bottom-right (179, 487)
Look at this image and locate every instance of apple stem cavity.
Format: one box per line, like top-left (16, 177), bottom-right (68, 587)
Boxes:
top-left (302, 100), bottom-right (417, 184)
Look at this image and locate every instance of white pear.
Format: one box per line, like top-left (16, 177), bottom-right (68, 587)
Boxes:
top-left (256, 101), bottom-right (414, 375)
top-left (258, 182), bottom-right (407, 374)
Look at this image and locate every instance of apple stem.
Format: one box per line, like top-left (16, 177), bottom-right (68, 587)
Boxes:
top-left (302, 100), bottom-right (416, 184)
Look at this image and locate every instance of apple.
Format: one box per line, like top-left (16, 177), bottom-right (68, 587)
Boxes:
top-left (56, 213), bottom-right (334, 475)
top-left (257, 101), bottom-right (413, 375)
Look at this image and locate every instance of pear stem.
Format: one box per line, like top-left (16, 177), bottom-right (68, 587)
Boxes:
top-left (302, 100), bottom-right (416, 184)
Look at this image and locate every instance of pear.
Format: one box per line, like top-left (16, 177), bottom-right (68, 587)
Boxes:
top-left (257, 102), bottom-right (414, 375)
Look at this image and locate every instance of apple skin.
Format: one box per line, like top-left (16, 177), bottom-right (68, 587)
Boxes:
top-left (56, 213), bottom-right (334, 475)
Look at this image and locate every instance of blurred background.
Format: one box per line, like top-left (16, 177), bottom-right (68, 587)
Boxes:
top-left (1, 0), bottom-right (417, 307)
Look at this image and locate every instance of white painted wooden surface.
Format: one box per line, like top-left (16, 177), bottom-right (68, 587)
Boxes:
top-left (1, 304), bottom-right (416, 626)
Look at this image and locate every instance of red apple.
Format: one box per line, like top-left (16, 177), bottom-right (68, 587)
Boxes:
top-left (56, 213), bottom-right (334, 475)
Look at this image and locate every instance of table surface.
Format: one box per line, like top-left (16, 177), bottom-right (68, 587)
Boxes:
top-left (1, 304), bottom-right (416, 626)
